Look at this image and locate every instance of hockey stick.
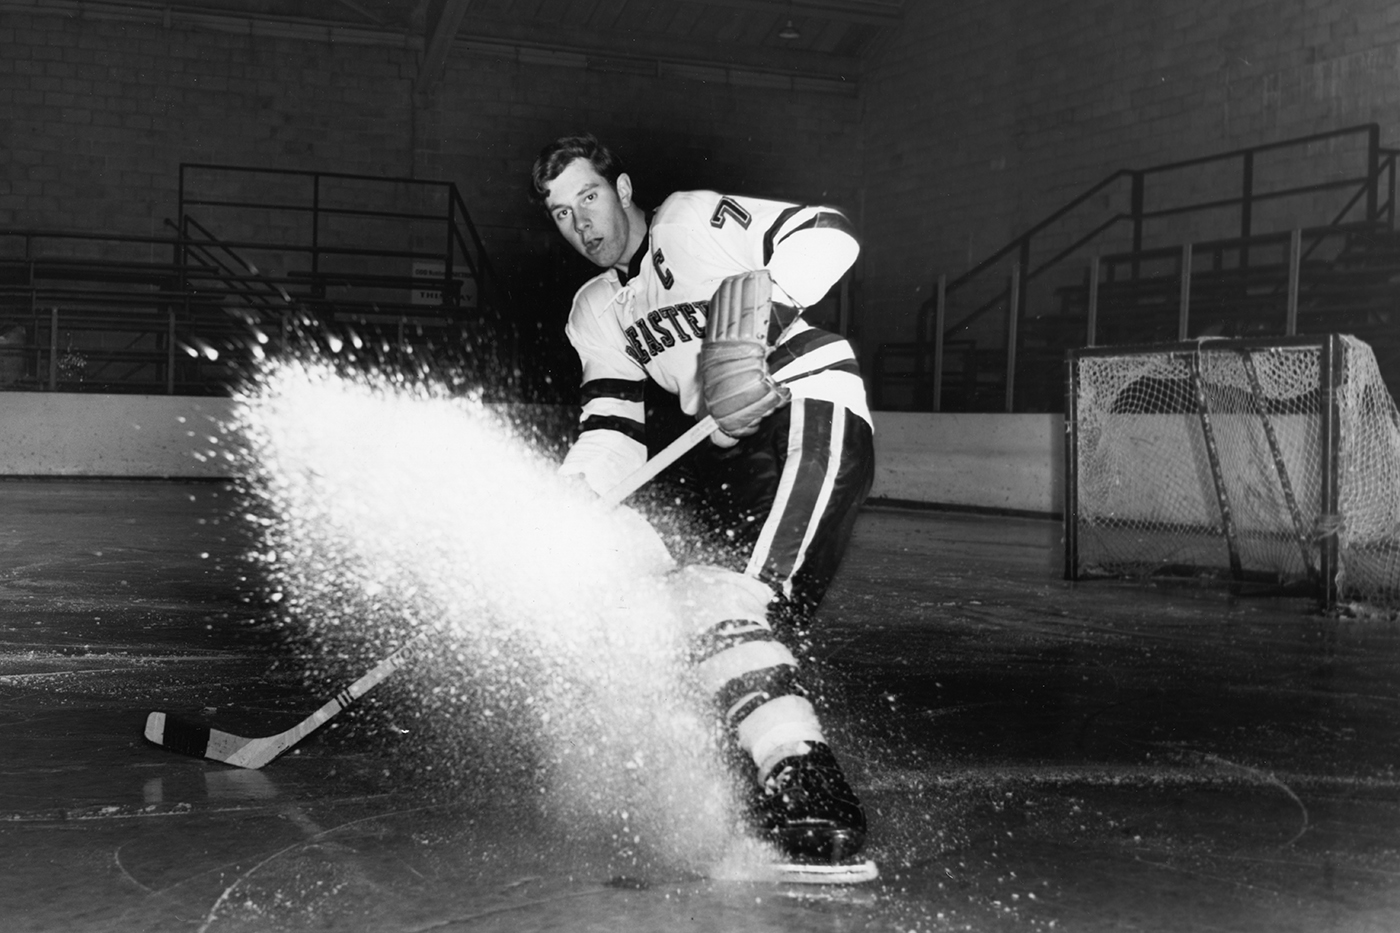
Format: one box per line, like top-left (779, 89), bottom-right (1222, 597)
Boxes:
top-left (144, 414), bottom-right (719, 768)
top-left (601, 414), bottom-right (716, 508)
top-left (143, 634), bottom-right (426, 769)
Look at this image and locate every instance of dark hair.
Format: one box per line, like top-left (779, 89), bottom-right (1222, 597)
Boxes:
top-left (530, 133), bottom-right (626, 205)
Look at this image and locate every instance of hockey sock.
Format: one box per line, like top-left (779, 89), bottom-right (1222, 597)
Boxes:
top-left (689, 616), bottom-right (825, 783)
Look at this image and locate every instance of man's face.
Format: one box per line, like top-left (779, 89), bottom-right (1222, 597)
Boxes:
top-left (543, 157), bottom-right (634, 270)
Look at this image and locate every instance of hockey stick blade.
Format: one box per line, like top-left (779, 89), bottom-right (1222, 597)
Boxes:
top-left (143, 422), bottom-right (713, 768)
top-left (144, 632), bottom-right (427, 768)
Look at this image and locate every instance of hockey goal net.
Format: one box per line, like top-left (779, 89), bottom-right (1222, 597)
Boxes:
top-left (1065, 335), bottom-right (1400, 610)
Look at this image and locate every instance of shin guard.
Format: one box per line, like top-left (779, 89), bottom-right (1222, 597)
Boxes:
top-left (671, 565), bottom-right (825, 780)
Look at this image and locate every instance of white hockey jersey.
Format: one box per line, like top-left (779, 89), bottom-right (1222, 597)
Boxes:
top-left (561, 190), bottom-right (870, 494)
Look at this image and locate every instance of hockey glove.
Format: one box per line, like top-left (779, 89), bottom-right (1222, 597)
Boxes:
top-left (700, 270), bottom-right (791, 439)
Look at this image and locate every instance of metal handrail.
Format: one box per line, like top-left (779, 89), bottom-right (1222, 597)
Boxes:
top-left (928, 124), bottom-right (1390, 337)
top-left (0, 231), bottom-right (484, 395)
top-left (899, 124), bottom-right (1400, 412)
top-left (1, 158), bottom-right (515, 396)
top-left (1, 227), bottom-right (183, 250)
top-left (1095, 219), bottom-right (1386, 268)
top-left (940, 171), bottom-right (1132, 299)
top-left (176, 163), bottom-right (507, 318)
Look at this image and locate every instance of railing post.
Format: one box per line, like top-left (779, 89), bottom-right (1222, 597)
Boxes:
top-left (1005, 264), bottom-right (1020, 413)
top-left (1178, 242), bottom-right (1192, 341)
top-left (1367, 123), bottom-right (1380, 222)
top-left (1378, 144), bottom-right (1399, 230)
top-left (445, 184), bottom-right (456, 308)
top-left (1086, 256), bottom-right (1100, 347)
top-left (167, 310), bottom-right (176, 394)
top-left (931, 273), bottom-right (946, 412)
top-left (28, 278), bottom-right (37, 387)
top-left (177, 214), bottom-right (188, 294)
top-left (1131, 171), bottom-right (1145, 279)
top-left (1241, 150), bottom-right (1254, 268)
top-left (48, 307), bottom-right (57, 391)
top-left (1286, 228), bottom-right (1301, 336)
top-left (1240, 151), bottom-right (1254, 238)
top-left (175, 164), bottom-right (186, 289)
top-left (1383, 153), bottom-right (1394, 229)
top-left (311, 173), bottom-right (321, 277)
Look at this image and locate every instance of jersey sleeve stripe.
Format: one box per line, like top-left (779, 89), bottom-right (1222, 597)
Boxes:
top-left (767, 327), bottom-right (848, 373)
top-left (775, 211), bottom-right (860, 246)
top-left (581, 377), bottom-right (646, 403)
top-left (771, 341), bottom-right (862, 384)
top-left (579, 413), bottom-right (647, 445)
top-left (762, 206), bottom-right (804, 264)
top-left (762, 207), bottom-right (857, 263)
top-left (807, 210), bottom-right (859, 236)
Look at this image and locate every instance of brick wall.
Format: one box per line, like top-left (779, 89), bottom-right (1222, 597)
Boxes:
top-left (858, 0), bottom-right (1400, 389)
top-left (1, 10), bottom-right (421, 236)
top-left (12, 1), bottom-right (1400, 409)
top-left (0, 5), bottom-right (860, 396)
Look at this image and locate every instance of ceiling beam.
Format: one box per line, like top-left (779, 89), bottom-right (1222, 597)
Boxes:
top-left (330, 0), bottom-right (385, 26)
top-left (416, 0), bottom-right (473, 98)
top-left (456, 19), bottom-right (862, 80)
top-left (683, 0), bottom-right (903, 26)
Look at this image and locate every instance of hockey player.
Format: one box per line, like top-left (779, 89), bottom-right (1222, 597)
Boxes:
top-left (531, 133), bottom-right (874, 864)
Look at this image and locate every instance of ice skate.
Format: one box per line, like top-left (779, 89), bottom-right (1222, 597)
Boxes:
top-left (749, 741), bottom-right (867, 865)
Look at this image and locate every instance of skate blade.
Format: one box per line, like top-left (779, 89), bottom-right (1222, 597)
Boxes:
top-left (753, 858), bottom-right (878, 885)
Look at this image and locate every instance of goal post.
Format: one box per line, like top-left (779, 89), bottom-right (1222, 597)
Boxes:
top-left (1065, 334), bottom-right (1400, 611)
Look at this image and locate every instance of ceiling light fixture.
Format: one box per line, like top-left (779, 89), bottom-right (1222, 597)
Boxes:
top-left (779, 19), bottom-right (800, 40)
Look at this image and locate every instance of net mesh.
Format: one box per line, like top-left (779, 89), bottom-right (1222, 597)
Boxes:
top-left (1071, 336), bottom-right (1400, 608)
top-left (1335, 341), bottom-right (1400, 603)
